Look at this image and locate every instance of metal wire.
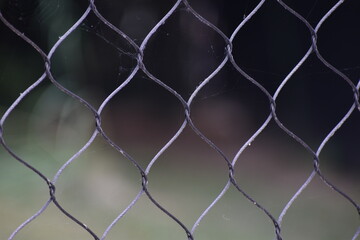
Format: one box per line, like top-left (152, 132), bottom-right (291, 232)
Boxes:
top-left (0, 0), bottom-right (359, 239)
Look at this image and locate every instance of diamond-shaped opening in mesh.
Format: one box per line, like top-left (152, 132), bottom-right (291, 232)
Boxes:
top-left (143, 9), bottom-right (227, 98)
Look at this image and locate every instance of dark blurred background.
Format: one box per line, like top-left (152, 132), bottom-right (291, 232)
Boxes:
top-left (1, 0), bottom-right (359, 172)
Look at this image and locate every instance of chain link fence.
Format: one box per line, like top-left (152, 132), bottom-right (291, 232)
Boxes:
top-left (0, 0), bottom-right (359, 239)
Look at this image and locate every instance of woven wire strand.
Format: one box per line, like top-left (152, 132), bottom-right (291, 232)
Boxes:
top-left (0, 0), bottom-right (359, 239)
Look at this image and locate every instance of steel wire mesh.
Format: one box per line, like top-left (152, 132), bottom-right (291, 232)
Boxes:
top-left (0, 0), bottom-right (359, 240)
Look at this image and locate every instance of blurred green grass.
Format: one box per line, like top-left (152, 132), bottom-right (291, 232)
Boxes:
top-left (1, 133), bottom-right (359, 240)
top-left (0, 101), bottom-right (359, 240)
